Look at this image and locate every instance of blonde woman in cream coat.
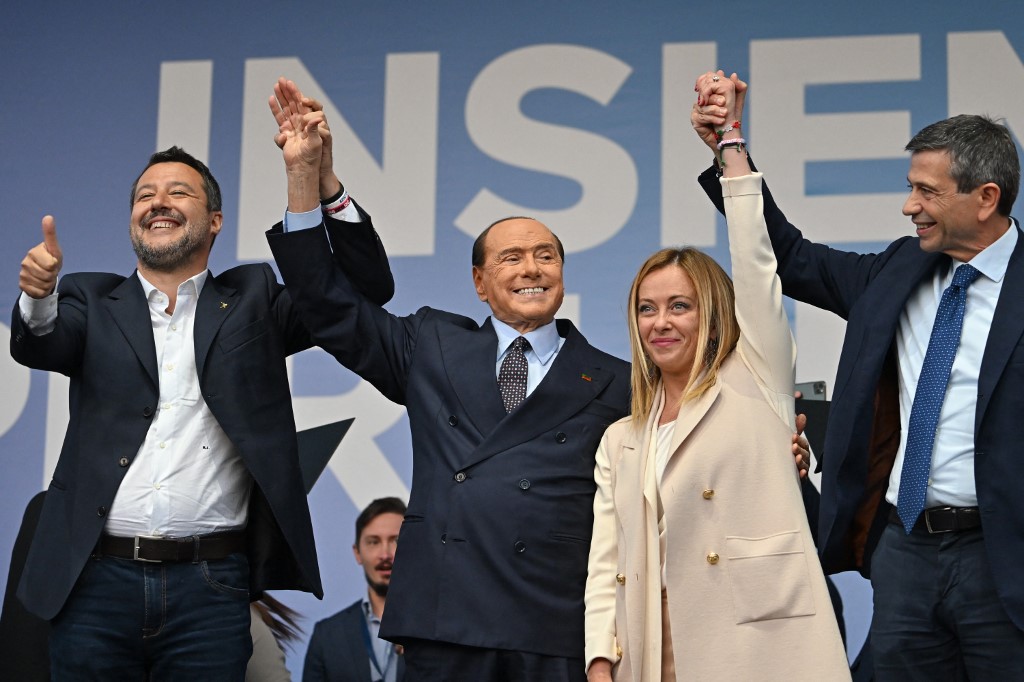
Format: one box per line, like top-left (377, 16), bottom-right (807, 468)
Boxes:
top-left (584, 73), bottom-right (849, 682)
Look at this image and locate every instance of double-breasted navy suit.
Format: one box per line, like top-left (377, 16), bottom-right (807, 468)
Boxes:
top-left (11, 220), bottom-right (393, 621)
top-left (700, 165), bottom-right (1024, 631)
top-left (268, 215), bottom-right (631, 658)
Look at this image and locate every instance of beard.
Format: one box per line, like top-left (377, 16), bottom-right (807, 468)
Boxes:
top-left (364, 563), bottom-right (392, 597)
top-left (131, 208), bottom-right (210, 272)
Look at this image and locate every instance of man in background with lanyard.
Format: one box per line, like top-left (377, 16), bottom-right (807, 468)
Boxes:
top-left (304, 498), bottom-right (406, 682)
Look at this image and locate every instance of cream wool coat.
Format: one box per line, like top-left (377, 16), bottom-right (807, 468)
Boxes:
top-left (585, 173), bottom-right (850, 681)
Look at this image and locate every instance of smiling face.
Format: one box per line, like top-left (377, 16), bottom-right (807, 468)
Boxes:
top-left (903, 150), bottom-right (989, 262)
top-left (129, 162), bottom-right (222, 274)
top-left (472, 218), bottom-right (565, 334)
top-left (352, 512), bottom-right (403, 597)
top-left (636, 265), bottom-right (706, 382)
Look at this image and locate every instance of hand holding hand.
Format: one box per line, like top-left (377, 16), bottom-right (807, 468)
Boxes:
top-left (269, 77), bottom-right (326, 175)
top-left (691, 70), bottom-right (747, 153)
top-left (20, 216), bottom-right (63, 299)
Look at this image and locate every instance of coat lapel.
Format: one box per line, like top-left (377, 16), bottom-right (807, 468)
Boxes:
top-left (460, 320), bottom-right (615, 468)
top-left (194, 274), bottom-right (238, 379)
top-left (440, 318), bottom-right (506, 441)
top-left (102, 274), bottom-right (159, 388)
top-left (978, 227), bottom-right (1024, 425)
top-left (668, 377), bottom-right (721, 456)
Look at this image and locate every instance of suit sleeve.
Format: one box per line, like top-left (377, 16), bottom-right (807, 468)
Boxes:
top-left (722, 173), bottom-right (796, 426)
top-left (267, 217), bottom-right (421, 405)
top-left (322, 203), bottom-right (395, 306)
top-left (699, 163), bottom-right (887, 319)
top-left (10, 275), bottom-right (89, 376)
top-left (584, 428), bottom-right (621, 672)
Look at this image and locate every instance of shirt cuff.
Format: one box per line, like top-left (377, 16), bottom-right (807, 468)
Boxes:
top-left (19, 290), bottom-right (58, 335)
top-left (283, 207), bottom-right (323, 233)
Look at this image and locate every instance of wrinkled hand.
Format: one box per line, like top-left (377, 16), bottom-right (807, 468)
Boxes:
top-left (20, 216), bottom-right (63, 299)
top-left (793, 412), bottom-right (810, 479)
top-left (268, 77), bottom-right (326, 174)
top-left (691, 70), bottom-right (747, 153)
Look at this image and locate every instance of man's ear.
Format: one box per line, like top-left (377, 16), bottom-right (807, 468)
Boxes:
top-left (209, 211), bottom-right (224, 236)
top-left (352, 544), bottom-right (363, 566)
top-left (472, 266), bottom-right (487, 302)
top-left (976, 182), bottom-right (1001, 223)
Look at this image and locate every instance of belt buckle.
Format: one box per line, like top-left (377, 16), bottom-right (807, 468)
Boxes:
top-left (133, 534), bottom-right (165, 562)
top-left (924, 507), bottom-right (952, 534)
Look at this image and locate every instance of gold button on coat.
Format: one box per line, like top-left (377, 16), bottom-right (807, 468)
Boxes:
top-left (702, 489), bottom-right (714, 499)
top-left (615, 573), bottom-right (626, 585)
top-left (706, 552), bottom-right (720, 564)
top-left (616, 645), bottom-right (623, 657)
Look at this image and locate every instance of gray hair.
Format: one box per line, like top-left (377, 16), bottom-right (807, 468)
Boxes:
top-left (906, 114), bottom-right (1019, 216)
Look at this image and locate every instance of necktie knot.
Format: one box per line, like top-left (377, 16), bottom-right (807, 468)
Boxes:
top-left (951, 263), bottom-right (980, 289)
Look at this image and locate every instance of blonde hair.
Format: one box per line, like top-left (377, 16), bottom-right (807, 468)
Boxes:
top-left (627, 248), bottom-right (739, 425)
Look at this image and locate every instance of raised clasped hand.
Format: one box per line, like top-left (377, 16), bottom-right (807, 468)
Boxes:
top-left (269, 77), bottom-right (327, 173)
top-left (690, 70), bottom-right (747, 153)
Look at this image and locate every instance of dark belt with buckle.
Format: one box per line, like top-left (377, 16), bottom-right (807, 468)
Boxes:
top-left (96, 532), bottom-right (246, 563)
top-left (889, 506), bottom-right (982, 534)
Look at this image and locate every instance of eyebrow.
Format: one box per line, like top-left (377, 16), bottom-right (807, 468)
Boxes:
top-left (638, 294), bottom-right (695, 304)
top-left (134, 180), bottom-right (197, 198)
top-left (496, 243), bottom-right (558, 258)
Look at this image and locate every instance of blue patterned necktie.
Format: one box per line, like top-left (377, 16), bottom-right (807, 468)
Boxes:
top-left (498, 336), bottom-right (530, 413)
top-left (897, 263), bottom-right (981, 533)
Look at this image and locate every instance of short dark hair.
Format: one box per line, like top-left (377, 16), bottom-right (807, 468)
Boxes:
top-left (129, 146), bottom-right (222, 212)
top-left (354, 497), bottom-right (407, 544)
top-left (471, 216), bottom-right (566, 267)
top-left (906, 114), bottom-right (1020, 216)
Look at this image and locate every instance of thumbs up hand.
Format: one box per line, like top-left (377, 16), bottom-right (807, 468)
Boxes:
top-left (20, 215), bottom-right (64, 299)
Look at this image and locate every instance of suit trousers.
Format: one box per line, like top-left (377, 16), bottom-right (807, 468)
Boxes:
top-left (401, 638), bottom-right (585, 682)
top-left (49, 552), bottom-right (252, 681)
top-left (869, 521), bottom-right (1024, 681)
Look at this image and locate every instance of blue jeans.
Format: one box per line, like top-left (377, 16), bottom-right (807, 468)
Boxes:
top-left (50, 552), bottom-right (252, 681)
top-left (870, 521), bottom-right (1024, 681)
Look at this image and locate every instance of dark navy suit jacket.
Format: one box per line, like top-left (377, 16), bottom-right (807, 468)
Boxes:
top-left (701, 165), bottom-right (1024, 631)
top-left (268, 214), bottom-right (631, 658)
top-left (11, 220), bottom-right (393, 621)
top-left (303, 599), bottom-right (406, 682)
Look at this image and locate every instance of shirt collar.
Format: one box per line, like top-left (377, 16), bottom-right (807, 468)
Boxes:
top-left (361, 595), bottom-right (382, 625)
top-left (491, 317), bottom-right (560, 365)
top-left (136, 269), bottom-right (210, 301)
top-left (954, 218), bottom-right (1018, 284)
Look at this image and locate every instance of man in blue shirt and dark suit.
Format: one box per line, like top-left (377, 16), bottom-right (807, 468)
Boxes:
top-left (695, 72), bottom-right (1024, 679)
top-left (266, 79), bottom-right (631, 682)
top-left (304, 497), bottom-right (407, 682)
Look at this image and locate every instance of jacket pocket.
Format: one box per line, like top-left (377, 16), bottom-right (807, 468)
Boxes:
top-left (218, 317), bottom-right (268, 353)
top-left (724, 530), bottom-right (815, 624)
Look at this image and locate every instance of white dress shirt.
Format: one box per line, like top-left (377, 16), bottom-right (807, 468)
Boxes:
top-left (20, 270), bottom-right (251, 537)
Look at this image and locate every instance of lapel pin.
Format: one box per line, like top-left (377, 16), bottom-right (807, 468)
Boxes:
top-left (581, 373), bottom-right (592, 382)
top-left (219, 301), bottom-right (229, 309)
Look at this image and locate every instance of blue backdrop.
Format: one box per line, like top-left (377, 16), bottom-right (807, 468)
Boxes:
top-left (3, 1), bottom-right (1022, 675)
